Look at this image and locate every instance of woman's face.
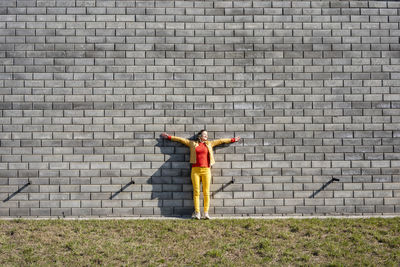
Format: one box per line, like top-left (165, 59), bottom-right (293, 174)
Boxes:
top-left (200, 131), bottom-right (208, 142)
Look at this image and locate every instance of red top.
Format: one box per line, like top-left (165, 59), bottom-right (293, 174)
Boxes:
top-left (192, 142), bottom-right (210, 168)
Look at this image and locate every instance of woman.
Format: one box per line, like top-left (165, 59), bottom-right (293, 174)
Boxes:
top-left (161, 130), bottom-right (240, 219)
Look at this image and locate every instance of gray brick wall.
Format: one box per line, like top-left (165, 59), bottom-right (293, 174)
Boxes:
top-left (1, 0), bottom-right (400, 217)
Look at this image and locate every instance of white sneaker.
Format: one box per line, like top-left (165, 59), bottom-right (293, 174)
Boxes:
top-left (204, 212), bottom-right (211, 220)
top-left (192, 212), bottom-right (201, 220)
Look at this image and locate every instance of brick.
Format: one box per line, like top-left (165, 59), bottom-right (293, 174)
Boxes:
top-left (296, 206), bottom-right (316, 214)
top-left (235, 207), bottom-right (255, 214)
top-left (134, 207), bottom-right (154, 215)
top-left (8, 207), bottom-right (29, 217)
top-left (275, 206), bottom-right (295, 214)
top-left (30, 208), bottom-right (50, 216)
top-left (254, 206), bottom-right (274, 214)
top-left (215, 207), bottom-right (234, 214)
top-left (224, 199), bottom-right (244, 207)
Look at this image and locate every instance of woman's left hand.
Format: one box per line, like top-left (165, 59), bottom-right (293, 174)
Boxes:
top-left (234, 136), bottom-right (241, 142)
top-left (161, 132), bottom-right (170, 139)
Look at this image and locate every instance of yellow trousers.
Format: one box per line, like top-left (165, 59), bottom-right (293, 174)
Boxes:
top-left (191, 167), bottom-right (211, 213)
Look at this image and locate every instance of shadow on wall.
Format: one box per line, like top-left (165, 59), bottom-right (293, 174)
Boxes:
top-left (107, 136), bottom-right (193, 217)
top-left (3, 181), bottom-right (31, 203)
top-left (309, 178), bottom-right (340, 199)
top-left (150, 136), bottom-right (194, 217)
top-left (109, 135), bottom-right (235, 217)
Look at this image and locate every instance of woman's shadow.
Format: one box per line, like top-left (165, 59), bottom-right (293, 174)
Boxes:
top-left (150, 135), bottom-right (196, 217)
top-left (110, 135), bottom-right (234, 217)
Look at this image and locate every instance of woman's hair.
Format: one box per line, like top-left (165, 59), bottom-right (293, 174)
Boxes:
top-left (197, 129), bottom-right (207, 141)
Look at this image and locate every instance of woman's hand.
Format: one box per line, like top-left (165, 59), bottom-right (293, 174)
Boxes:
top-left (161, 132), bottom-right (170, 139)
top-left (234, 136), bottom-right (241, 142)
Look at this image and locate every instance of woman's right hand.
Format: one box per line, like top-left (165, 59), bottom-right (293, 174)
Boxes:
top-left (161, 132), bottom-right (169, 139)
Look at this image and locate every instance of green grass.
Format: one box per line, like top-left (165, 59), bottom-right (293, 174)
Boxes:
top-left (0, 218), bottom-right (399, 266)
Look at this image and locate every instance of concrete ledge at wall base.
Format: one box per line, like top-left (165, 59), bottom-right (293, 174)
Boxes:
top-left (0, 214), bottom-right (399, 221)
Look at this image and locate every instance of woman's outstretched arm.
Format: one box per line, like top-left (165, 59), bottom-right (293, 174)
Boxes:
top-left (161, 132), bottom-right (191, 147)
top-left (210, 136), bottom-right (241, 147)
